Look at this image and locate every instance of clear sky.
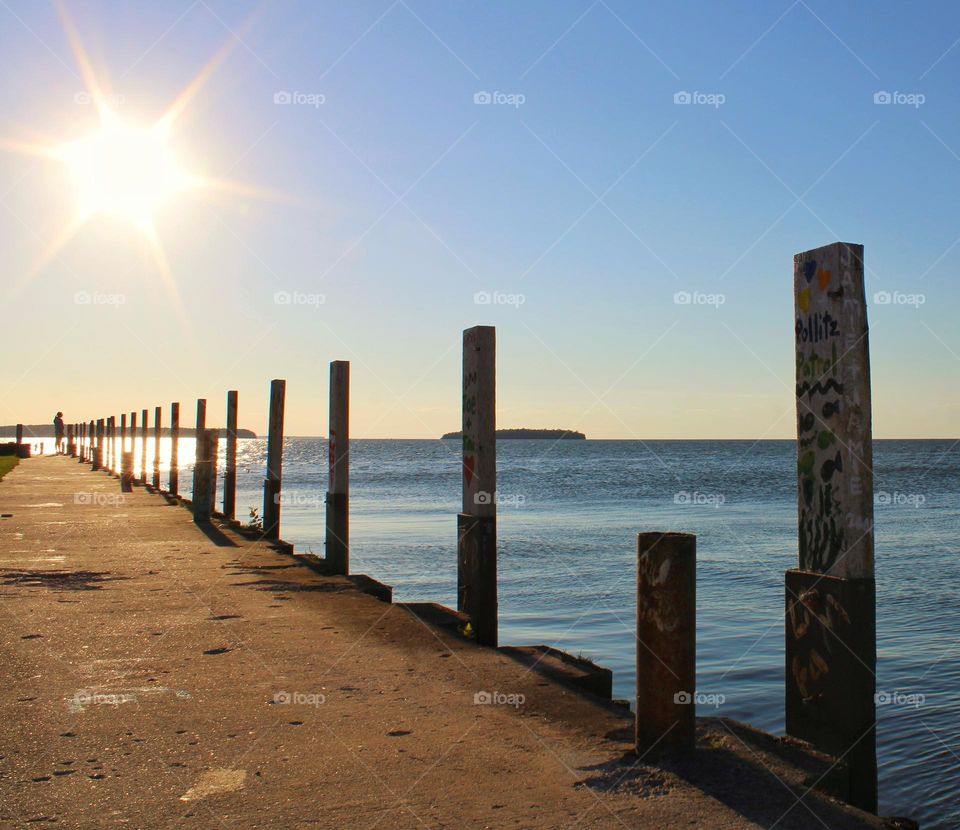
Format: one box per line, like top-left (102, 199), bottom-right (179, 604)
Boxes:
top-left (2, 0), bottom-right (959, 437)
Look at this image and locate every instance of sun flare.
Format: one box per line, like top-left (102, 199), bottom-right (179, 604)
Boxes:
top-left (57, 111), bottom-right (190, 229)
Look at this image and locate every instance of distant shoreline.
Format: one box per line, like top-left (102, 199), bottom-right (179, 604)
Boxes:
top-left (441, 428), bottom-right (587, 440)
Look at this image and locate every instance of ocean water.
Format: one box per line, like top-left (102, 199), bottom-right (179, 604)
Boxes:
top-left (66, 437), bottom-right (960, 826)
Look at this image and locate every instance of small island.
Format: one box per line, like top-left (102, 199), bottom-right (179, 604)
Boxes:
top-left (441, 428), bottom-right (586, 440)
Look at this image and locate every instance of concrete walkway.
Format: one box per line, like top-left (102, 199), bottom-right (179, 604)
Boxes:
top-left (0, 457), bottom-right (891, 828)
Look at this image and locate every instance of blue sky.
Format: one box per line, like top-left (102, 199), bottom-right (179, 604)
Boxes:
top-left (2, 0), bottom-right (959, 437)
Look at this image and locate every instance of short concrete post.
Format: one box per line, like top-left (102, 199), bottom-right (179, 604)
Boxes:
top-left (121, 450), bottom-right (134, 492)
top-left (787, 242), bottom-right (877, 812)
top-left (191, 399), bottom-right (207, 506)
top-left (223, 390), bottom-right (238, 521)
top-left (193, 428), bottom-right (219, 523)
top-left (457, 326), bottom-right (497, 647)
top-left (635, 532), bottom-right (696, 757)
top-left (153, 406), bottom-right (162, 489)
top-left (262, 379), bottom-right (286, 540)
top-left (325, 361), bottom-right (349, 574)
top-left (140, 409), bottom-right (148, 484)
top-left (169, 403), bottom-right (180, 495)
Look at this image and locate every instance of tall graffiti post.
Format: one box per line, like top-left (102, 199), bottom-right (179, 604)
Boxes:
top-left (458, 325), bottom-right (497, 647)
top-left (788, 241), bottom-right (876, 812)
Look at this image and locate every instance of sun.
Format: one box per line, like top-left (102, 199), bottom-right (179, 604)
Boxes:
top-left (57, 110), bottom-right (190, 229)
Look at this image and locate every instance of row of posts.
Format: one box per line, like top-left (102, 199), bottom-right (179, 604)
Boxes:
top-left (68, 362), bottom-right (352, 576)
top-left (55, 243), bottom-right (876, 813)
top-left (456, 240), bottom-right (877, 813)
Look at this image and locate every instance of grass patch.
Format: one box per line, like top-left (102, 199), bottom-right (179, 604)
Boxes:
top-left (0, 456), bottom-right (19, 482)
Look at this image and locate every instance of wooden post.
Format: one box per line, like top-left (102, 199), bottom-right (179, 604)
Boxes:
top-left (153, 406), bottom-right (162, 489)
top-left (129, 411), bottom-right (137, 476)
top-left (193, 428), bottom-right (219, 523)
top-left (93, 419), bottom-right (103, 470)
top-left (169, 403), bottom-right (180, 495)
top-left (262, 379), bottom-right (286, 540)
top-left (140, 408), bottom-right (148, 484)
top-left (636, 532), bottom-right (696, 757)
top-left (108, 417), bottom-right (116, 473)
top-left (787, 242), bottom-right (876, 812)
top-left (325, 361), bottom-right (350, 574)
top-left (223, 391), bottom-right (238, 521)
top-left (15, 424), bottom-right (22, 446)
top-left (457, 326), bottom-right (497, 647)
top-left (121, 413), bottom-right (127, 454)
top-left (88, 420), bottom-right (94, 464)
top-left (67, 424), bottom-right (76, 457)
top-left (191, 399), bottom-right (206, 506)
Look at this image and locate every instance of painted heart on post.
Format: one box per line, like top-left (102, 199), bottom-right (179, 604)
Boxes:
top-left (802, 259), bottom-right (817, 283)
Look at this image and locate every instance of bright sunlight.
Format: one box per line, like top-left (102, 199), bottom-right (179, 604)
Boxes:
top-left (57, 110), bottom-right (190, 229)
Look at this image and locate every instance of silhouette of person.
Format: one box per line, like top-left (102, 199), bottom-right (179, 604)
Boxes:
top-left (54, 412), bottom-right (64, 455)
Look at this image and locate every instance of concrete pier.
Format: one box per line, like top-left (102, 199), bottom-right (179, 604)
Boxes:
top-left (0, 457), bottom-right (893, 830)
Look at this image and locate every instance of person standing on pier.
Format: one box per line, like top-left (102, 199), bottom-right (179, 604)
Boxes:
top-left (53, 412), bottom-right (64, 455)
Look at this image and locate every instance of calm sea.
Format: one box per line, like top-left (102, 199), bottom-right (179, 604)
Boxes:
top-left (61, 437), bottom-right (960, 827)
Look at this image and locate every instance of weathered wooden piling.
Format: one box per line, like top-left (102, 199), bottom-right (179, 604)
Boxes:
top-left (108, 417), bottom-right (116, 473)
top-left (325, 361), bottom-right (350, 574)
top-left (787, 242), bottom-right (876, 812)
top-left (169, 403), bottom-right (180, 495)
top-left (67, 424), bottom-right (76, 457)
top-left (153, 406), bottom-right (162, 489)
top-left (121, 413), bottom-right (127, 456)
top-left (193, 428), bottom-right (219, 523)
top-left (458, 326), bottom-right (497, 647)
top-left (15, 424), bottom-right (22, 446)
top-left (223, 391), bottom-right (238, 521)
top-left (93, 419), bottom-right (103, 470)
top-left (129, 412), bottom-right (137, 474)
top-left (191, 399), bottom-right (207, 506)
top-left (262, 379), bottom-right (286, 540)
top-left (140, 409), bottom-right (148, 484)
top-left (635, 532), bottom-right (696, 757)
